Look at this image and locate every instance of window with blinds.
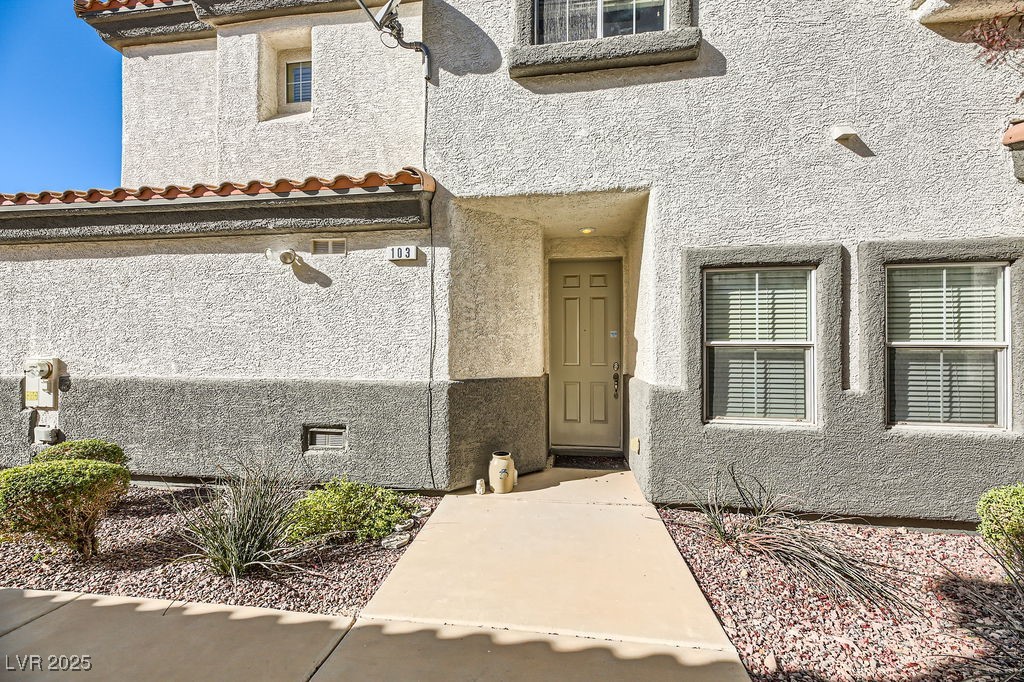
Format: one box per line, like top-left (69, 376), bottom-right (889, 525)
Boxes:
top-left (703, 268), bottom-right (814, 422)
top-left (886, 264), bottom-right (1008, 427)
top-left (535, 0), bottom-right (666, 45)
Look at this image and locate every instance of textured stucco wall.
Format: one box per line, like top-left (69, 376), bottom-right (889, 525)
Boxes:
top-left (122, 39), bottom-right (220, 187)
top-left (420, 0), bottom-right (1024, 515)
top-left (445, 203), bottom-right (545, 380)
top-left (121, 6), bottom-right (425, 187)
top-left (627, 239), bottom-right (1024, 521)
top-left (0, 229), bottom-right (444, 381)
top-left (424, 0), bottom-right (1024, 389)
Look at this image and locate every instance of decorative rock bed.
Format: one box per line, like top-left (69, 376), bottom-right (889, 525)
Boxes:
top-left (660, 508), bottom-right (1021, 681)
top-left (0, 485), bottom-right (439, 616)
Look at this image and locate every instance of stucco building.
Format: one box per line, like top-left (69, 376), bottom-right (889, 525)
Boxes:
top-left (2, 0), bottom-right (1023, 521)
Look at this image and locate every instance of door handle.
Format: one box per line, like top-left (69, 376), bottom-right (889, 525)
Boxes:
top-left (613, 372), bottom-right (620, 399)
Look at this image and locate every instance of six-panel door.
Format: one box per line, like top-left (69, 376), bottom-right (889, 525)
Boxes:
top-left (548, 260), bottom-right (623, 449)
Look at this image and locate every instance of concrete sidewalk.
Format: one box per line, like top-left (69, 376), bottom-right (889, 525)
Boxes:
top-left (0, 469), bottom-right (747, 680)
top-left (331, 467), bottom-right (748, 681)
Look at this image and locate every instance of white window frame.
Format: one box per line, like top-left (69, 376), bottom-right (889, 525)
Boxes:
top-left (534, 0), bottom-right (668, 44)
top-left (277, 48), bottom-right (312, 116)
top-left (702, 266), bottom-right (817, 426)
top-left (884, 261), bottom-right (1011, 429)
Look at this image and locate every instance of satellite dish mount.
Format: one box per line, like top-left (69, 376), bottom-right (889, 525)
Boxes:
top-left (354, 0), bottom-right (432, 81)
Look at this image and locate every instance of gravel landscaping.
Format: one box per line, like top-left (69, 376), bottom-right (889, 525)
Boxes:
top-left (661, 508), bottom-right (1022, 681)
top-left (1, 484), bottom-right (439, 616)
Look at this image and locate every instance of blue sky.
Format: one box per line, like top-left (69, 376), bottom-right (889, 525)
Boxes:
top-left (0, 1), bottom-right (122, 195)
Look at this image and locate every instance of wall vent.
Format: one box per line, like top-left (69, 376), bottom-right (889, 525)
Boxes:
top-left (305, 425), bottom-right (348, 450)
top-left (311, 238), bottom-right (347, 256)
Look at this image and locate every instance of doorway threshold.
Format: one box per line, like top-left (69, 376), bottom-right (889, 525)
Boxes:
top-left (551, 450), bottom-right (629, 471)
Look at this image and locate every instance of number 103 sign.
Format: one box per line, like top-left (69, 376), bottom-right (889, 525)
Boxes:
top-left (387, 246), bottom-right (418, 261)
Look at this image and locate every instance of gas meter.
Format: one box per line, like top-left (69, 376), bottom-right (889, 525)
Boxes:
top-left (24, 358), bottom-right (59, 409)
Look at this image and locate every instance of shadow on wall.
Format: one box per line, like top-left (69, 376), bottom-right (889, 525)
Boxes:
top-left (515, 40), bottom-right (727, 95)
top-left (424, 0), bottom-right (503, 83)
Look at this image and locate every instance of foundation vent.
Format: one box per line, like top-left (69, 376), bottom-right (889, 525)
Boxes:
top-left (305, 425), bottom-right (348, 450)
top-left (311, 239), bottom-right (347, 256)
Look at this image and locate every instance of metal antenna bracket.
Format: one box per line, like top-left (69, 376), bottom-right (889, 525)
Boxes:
top-left (354, 0), bottom-right (432, 81)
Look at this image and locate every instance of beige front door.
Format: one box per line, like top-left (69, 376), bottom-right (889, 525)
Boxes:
top-left (549, 259), bottom-right (623, 449)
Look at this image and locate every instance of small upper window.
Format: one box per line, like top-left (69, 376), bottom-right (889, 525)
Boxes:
top-left (286, 60), bottom-right (312, 104)
top-left (535, 0), bottom-right (666, 45)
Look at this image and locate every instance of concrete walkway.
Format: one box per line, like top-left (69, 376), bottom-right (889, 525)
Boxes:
top-left (334, 468), bottom-right (748, 681)
top-left (0, 469), bottom-right (747, 680)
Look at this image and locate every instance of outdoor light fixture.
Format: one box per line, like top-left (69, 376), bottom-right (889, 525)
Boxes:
top-left (578, 227), bottom-right (596, 235)
top-left (265, 248), bottom-right (297, 265)
top-left (353, 0), bottom-right (432, 81)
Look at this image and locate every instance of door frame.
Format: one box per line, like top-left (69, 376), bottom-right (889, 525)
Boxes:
top-left (546, 256), bottom-right (626, 453)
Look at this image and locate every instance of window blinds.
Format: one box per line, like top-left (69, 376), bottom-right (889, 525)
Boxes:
top-left (886, 265), bottom-right (1005, 426)
top-left (705, 269), bottom-right (812, 421)
top-left (535, 0), bottom-right (665, 44)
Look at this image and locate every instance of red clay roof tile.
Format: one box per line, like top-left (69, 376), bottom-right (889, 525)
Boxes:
top-left (0, 169), bottom-right (433, 209)
top-left (74, 0), bottom-right (183, 15)
top-left (1003, 122), bottom-right (1024, 147)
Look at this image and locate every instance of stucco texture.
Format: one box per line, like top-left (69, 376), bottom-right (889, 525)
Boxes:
top-left (121, 6), bottom-right (425, 187)
top-left (0, 229), bottom-right (442, 381)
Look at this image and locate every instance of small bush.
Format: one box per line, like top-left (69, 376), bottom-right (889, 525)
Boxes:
top-left (176, 459), bottom-right (313, 580)
top-left (288, 478), bottom-right (411, 544)
top-left (35, 439), bottom-right (128, 467)
top-left (978, 484), bottom-right (1024, 552)
top-left (0, 459), bottom-right (130, 559)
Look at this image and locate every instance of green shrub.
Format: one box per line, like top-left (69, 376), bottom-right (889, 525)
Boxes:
top-left (35, 439), bottom-right (128, 467)
top-left (175, 459), bottom-right (313, 580)
top-left (978, 483), bottom-right (1024, 551)
top-left (0, 459), bottom-right (130, 559)
top-left (288, 478), bottom-right (411, 544)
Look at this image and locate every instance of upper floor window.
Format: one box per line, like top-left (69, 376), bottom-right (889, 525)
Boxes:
top-left (535, 0), bottom-right (666, 45)
top-left (286, 61), bottom-right (312, 104)
top-left (275, 48), bottom-right (312, 117)
top-left (704, 268), bottom-right (815, 423)
top-left (886, 263), bottom-right (1009, 428)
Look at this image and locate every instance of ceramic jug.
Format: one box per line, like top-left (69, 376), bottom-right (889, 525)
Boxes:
top-left (489, 451), bottom-right (515, 494)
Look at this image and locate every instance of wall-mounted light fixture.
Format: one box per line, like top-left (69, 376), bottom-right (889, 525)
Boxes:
top-left (265, 248), bottom-right (297, 265)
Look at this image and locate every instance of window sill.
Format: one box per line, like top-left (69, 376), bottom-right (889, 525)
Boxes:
top-left (704, 419), bottom-right (821, 432)
top-left (261, 109), bottom-right (312, 125)
top-left (886, 423), bottom-right (1014, 437)
top-left (507, 27), bottom-right (701, 78)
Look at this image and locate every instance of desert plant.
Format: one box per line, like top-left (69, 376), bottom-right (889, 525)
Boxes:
top-left (174, 459), bottom-right (316, 581)
top-left (35, 438), bottom-right (128, 467)
top-left (0, 459), bottom-right (130, 559)
top-left (677, 466), bottom-right (910, 611)
top-left (978, 483), bottom-right (1024, 553)
top-left (287, 477), bottom-right (411, 544)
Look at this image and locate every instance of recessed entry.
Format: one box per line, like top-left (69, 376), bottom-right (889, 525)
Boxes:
top-left (311, 238), bottom-right (347, 256)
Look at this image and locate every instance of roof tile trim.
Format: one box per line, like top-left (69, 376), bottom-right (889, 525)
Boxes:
top-left (1003, 122), bottom-right (1024, 147)
top-left (74, 0), bottom-right (186, 15)
top-left (0, 169), bottom-right (433, 209)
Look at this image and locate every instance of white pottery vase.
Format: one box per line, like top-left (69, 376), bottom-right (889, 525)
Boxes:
top-left (489, 452), bottom-right (515, 494)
